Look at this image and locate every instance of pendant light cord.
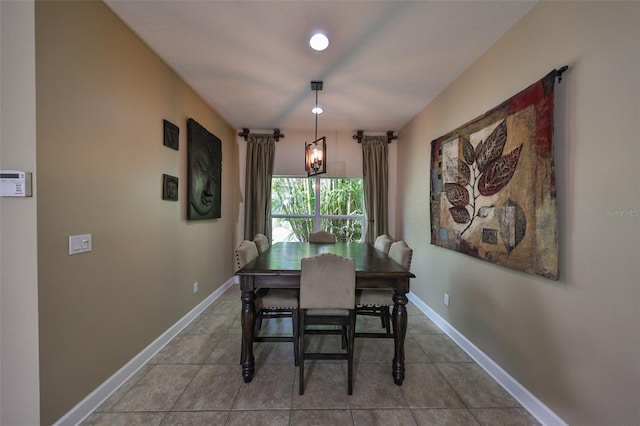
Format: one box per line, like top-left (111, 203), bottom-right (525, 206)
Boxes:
top-left (314, 88), bottom-right (319, 142)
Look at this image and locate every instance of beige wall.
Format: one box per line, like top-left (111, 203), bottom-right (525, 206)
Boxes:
top-left (397, 2), bottom-right (639, 425)
top-left (35, 2), bottom-right (238, 423)
top-left (0, 1), bottom-right (40, 425)
top-left (8, 1), bottom-right (638, 424)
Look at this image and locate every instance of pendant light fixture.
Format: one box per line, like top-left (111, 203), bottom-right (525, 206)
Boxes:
top-left (305, 81), bottom-right (326, 177)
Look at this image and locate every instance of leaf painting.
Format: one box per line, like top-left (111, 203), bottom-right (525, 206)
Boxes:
top-left (475, 120), bottom-right (507, 172)
top-left (444, 183), bottom-right (469, 208)
top-left (477, 145), bottom-right (523, 196)
top-left (443, 119), bottom-right (523, 236)
top-left (430, 69), bottom-right (559, 280)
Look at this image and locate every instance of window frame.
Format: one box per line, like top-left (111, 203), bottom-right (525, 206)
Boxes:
top-left (271, 175), bottom-right (364, 242)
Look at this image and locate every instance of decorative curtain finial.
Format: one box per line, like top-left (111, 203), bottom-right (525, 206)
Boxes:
top-left (273, 129), bottom-right (284, 142)
top-left (238, 128), bottom-right (250, 141)
top-left (386, 131), bottom-right (398, 144)
top-left (556, 65), bottom-right (569, 83)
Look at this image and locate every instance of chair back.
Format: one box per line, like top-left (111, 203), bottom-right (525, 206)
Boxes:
top-left (308, 230), bottom-right (336, 243)
top-left (374, 234), bottom-right (393, 254)
top-left (300, 253), bottom-right (355, 309)
top-left (388, 241), bottom-right (413, 269)
top-left (253, 233), bottom-right (270, 254)
top-left (235, 240), bottom-right (259, 271)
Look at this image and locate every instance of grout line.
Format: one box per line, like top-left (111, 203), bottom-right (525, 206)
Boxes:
top-left (78, 285), bottom-right (546, 425)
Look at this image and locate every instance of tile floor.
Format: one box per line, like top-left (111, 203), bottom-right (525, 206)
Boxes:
top-left (82, 285), bottom-right (540, 425)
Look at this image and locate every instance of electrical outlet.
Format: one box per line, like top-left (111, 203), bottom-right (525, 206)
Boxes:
top-left (444, 293), bottom-right (450, 306)
top-left (69, 234), bottom-right (92, 255)
top-left (193, 282), bottom-right (198, 293)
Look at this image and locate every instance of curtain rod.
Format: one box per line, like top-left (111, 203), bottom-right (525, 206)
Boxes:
top-left (353, 130), bottom-right (397, 144)
top-left (238, 128), bottom-right (284, 142)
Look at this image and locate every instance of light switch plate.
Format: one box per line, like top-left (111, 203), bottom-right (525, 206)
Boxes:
top-left (69, 234), bottom-right (92, 255)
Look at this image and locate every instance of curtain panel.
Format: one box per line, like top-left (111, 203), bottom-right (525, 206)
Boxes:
top-left (362, 135), bottom-right (388, 244)
top-left (244, 133), bottom-right (275, 241)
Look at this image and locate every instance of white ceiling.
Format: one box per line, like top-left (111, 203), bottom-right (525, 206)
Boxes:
top-left (105, 1), bottom-right (536, 133)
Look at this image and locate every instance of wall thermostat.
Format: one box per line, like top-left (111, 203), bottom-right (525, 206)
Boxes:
top-left (1, 170), bottom-right (32, 197)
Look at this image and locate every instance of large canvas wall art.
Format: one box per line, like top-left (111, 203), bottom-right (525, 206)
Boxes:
top-left (187, 118), bottom-right (222, 220)
top-left (430, 69), bottom-right (560, 280)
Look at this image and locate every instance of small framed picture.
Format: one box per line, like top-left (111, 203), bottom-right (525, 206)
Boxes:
top-left (162, 174), bottom-right (179, 201)
top-left (163, 119), bottom-right (179, 150)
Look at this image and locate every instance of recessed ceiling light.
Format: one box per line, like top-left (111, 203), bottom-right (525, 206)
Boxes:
top-left (309, 33), bottom-right (329, 51)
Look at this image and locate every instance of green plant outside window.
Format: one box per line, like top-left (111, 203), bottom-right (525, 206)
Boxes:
top-left (271, 177), bottom-right (363, 243)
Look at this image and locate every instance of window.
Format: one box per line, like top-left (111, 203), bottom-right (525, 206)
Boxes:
top-left (271, 177), bottom-right (364, 243)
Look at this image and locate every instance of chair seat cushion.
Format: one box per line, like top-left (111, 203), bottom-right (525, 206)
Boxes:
top-left (306, 308), bottom-right (350, 316)
top-left (256, 288), bottom-right (298, 309)
top-left (356, 289), bottom-right (394, 306)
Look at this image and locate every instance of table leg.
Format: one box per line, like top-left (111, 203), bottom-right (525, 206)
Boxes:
top-left (240, 288), bottom-right (256, 383)
top-left (392, 291), bottom-right (408, 385)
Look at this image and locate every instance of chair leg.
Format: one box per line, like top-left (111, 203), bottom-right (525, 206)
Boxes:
top-left (383, 306), bottom-right (391, 334)
top-left (292, 309), bottom-right (299, 367)
top-left (348, 311), bottom-right (355, 395)
top-left (298, 310), bottom-right (305, 395)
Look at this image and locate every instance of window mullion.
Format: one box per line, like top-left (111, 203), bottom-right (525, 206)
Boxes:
top-left (314, 176), bottom-right (321, 231)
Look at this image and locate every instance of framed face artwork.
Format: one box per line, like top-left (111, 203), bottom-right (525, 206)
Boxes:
top-left (187, 118), bottom-right (221, 220)
top-left (162, 174), bottom-right (178, 201)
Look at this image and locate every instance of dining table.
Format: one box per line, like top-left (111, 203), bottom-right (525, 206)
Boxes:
top-left (235, 242), bottom-right (415, 385)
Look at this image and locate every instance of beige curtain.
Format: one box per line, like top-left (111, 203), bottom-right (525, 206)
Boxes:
top-left (362, 135), bottom-right (388, 244)
top-left (244, 133), bottom-right (275, 241)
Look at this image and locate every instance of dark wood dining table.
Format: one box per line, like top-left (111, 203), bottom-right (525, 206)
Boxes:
top-left (236, 242), bottom-right (415, 385)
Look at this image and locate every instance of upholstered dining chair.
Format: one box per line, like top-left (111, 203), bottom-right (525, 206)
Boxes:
top-left (308, 230), bottom-right (336, 243)
top-left (355, 240), bottom-right (413, 338)
top-left (253, 233), bottom-right (270, 254)
top-left (235, 240), bottom-right (299, 365)
top-left (235, 240), bottom-right (259, 273)
top-left (389, 240), bottom-right (413, 269)
top-left (252, 233), bottom-right (291, 331)
top-left (299, 253), bottom-right (356, 395)
top-left (374, 234), bottom-right (393, 254)
top-left (356, 234), bottom-right (394, 332)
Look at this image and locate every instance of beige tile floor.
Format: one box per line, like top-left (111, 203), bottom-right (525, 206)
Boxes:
top-left (82, 285), bottom-right (540, 425)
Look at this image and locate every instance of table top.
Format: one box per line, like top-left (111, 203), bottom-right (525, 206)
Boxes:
top-left (236, 242), bottom-right (415, 279)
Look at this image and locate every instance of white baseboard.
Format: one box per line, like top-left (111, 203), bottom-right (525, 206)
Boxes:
top-left (407, 292), bottom-right (567, 426)
top-left (54, 278), bottom-right (237, 426)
